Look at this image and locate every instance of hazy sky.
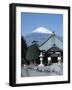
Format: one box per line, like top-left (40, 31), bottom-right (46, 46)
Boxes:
top-left (21, 12), bottom-right (63, 37)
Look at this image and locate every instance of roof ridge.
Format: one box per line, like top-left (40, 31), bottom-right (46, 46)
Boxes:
top-left (39, 34), bottom-right (63, 48)
top-left (39, 35), bottom-right (53, 47)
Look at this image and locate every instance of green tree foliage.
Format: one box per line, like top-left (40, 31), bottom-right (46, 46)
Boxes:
top-left (21, 36), bottom-right (28, 64)
top-left (26, 44), bottom-right (40, 64)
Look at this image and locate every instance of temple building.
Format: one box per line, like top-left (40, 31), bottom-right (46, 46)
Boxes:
top-left (39, 32), bottom-right (63, 64)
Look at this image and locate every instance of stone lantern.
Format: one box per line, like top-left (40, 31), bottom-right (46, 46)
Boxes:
top-left (48, 57), bottom-right (51, 65)
top-left (58, 57), bottom-right (61, 65)
top-left (38, 52), bottom-right (44, 67)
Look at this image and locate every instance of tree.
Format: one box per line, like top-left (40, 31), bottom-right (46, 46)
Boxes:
top-left (21, 36), bottom-right (28, 65)
top-left (32, 40), bottom-right (38, 45)
top-left (26, 43), bottom-right (40, 64)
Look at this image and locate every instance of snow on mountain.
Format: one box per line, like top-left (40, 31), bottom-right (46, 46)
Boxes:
top-left (32, 27), bottom-right (53, 34)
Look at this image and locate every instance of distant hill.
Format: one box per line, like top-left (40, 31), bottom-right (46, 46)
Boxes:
top-left (24, 27), bottom-right (53, 46)
top-left (25, 33), bottom-right (52, 46)
top-left (24, 27), bottom-right (63, 47)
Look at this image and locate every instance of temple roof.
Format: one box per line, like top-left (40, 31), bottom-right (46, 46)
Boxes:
top-left (39, 34), bottom-right (63, 51)
top-left (47, 46), bottom-right (63, 52)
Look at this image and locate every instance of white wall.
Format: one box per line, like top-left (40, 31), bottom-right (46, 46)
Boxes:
top-left (0, 0), bottom-right (72, 89)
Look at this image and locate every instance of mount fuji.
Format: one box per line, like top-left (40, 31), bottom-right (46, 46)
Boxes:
top-left (24, 27), bottom-right (53, 46)
top-left (32, 27), bottom-right (53, 34)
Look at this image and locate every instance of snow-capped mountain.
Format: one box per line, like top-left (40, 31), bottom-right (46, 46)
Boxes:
top-left (32, 27), bottom-right (53, 34)
top-left (24, 27), bottom-right (53, 46)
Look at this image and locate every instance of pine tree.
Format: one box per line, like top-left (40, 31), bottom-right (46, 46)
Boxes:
top-left (26, 42), bottom-right (40, 64)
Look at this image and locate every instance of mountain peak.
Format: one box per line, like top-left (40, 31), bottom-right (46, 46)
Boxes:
top-left (32, 27), bottom-right (53, 34)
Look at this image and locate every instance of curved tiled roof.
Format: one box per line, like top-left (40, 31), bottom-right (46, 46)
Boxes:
top-left (39, 34), bottom-right (63, 51)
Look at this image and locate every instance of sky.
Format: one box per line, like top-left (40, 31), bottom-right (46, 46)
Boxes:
top-left (21, 12), bottom-right (63, 37)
